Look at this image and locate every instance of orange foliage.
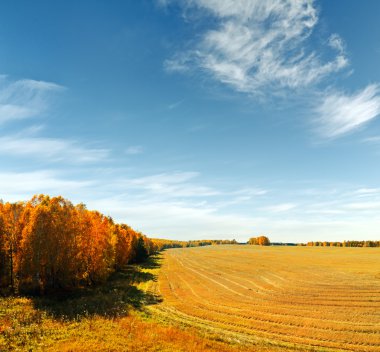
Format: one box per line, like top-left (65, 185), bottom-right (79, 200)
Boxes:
top-left (248, 235), bottom-right (270, 246)
top-left (0, 195), bottom-right (157, 294)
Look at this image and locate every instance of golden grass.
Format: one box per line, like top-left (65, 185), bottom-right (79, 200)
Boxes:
top-left (0, 296), bottom-right (277, 352)
top-left (0, 256), bottom-right (272, 352)
top-left (2, 246), bottom-right (380, 351)
top-left (148, 245), bottom-right (380, 352)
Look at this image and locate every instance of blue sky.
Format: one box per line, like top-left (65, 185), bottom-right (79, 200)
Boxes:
top-left (1, 0), bottom-right (380, 242)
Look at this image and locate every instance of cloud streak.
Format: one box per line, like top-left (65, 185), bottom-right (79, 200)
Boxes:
top-left (0, 76), bottom-right (109, 164)
top-left (125, 145), bottom-right (144, 155)
top-left (0, 170), bottom-right (93, 202)
top-left (117, 172), bottom-right (221, 198)
top-left (316, 84), bottom-right (380, 138)
top-left (2, 165), bottom-right (380, 241)
top-left (0, 75), bottom-right (64, 124)
top-left (162, 0), bottom-right (380, 141)
top-left (263, 203), bottom-right (297, 213)
top-left (0, 133), bottom-right (110, 163)
top-left (165, 0), bottom-right (348, 95)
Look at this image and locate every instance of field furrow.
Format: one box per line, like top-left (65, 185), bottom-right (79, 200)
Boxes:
top-left (149, 246), bottom-right (380, 351)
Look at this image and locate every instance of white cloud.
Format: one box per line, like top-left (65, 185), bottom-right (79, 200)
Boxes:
top-left (168, 99), bottom-right (184, 110)
top-left (0, 76), bottom-right (64, 124)
top-left (2, 166), bottom-right (380, 242)
top-left (0, 76), bottom-right (107, 163)
top-left (89, 196), bottom-right (257, 240)
top-left (354, 188), bottom-right (380, 196)
top-left (362, 135), bottom-right (380, 143)
top-left (232, 188), bottom-right (268, 196)
top-left (164, 0), bottom-right (348, 95)
top-left (125, 145), bottom-right (144, 155)
top-left (305, 209), bottom-right (345, 215)
top-left (131, 171), bottom-right (199, 185)
top-left (316, 84), bottom-right (380, 138)
top-left (263, 203), bottom-right (297, 213)
top-left (344, 201), bottom-right (380, 211)
top-left (125, 172), bottom-right (221, 197)
top-left (164, 56), bottom-right (191, 73)
top-left (328, 33), bottom-right (345, 52)
top-left (101, 173), bottom-right (268, 211)
top-left (0, 133), bottom-right (109, 163)
top-left (88, 195), bottom-right (380, 242)
top-left (0, 170), bottom-right (93, 202)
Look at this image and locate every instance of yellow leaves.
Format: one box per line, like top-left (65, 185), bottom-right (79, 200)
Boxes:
top-left (248, 236), bottom-right (270, 246)
top-left (0, 194), bottom-right (152, 294)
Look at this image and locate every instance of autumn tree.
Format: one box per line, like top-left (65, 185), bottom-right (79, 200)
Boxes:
top-left (114, 224), bottom-right (134, 269)
top-left (248, 236), bottom-right (270, 246)
top-left (76, 210), bottom-right (115, 285)
top-left (16, 196), bottom-right (79, 293)
top-left (0, 205), bottom-right (7, 288)
top-left (0, 201), bottom-right (25, 291)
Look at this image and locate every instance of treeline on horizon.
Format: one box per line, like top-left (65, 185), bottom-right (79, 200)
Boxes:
top-left (306, 240), bottom-right (380, 247)
top-left (245, 236), bottom-right (380, 247)
top-left (152, 238), bottom-right (238, 250)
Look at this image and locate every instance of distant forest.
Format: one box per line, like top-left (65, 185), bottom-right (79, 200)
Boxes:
top-left (306, 241), bottom-right (380, 247)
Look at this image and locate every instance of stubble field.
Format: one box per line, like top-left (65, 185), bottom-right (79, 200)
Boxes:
top-left (147, 245), bottom-right (380, 351)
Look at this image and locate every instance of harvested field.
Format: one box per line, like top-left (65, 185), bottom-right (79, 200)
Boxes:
top-left (147, 245), bottom-right (380, 351)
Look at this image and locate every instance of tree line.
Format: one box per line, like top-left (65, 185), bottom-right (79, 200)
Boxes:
top-left (153, 238), bottom-right (238, 250)
top-left (0, 195), bottom-right (158, 294)
top-left (306, 241), bottom-right (380, 247)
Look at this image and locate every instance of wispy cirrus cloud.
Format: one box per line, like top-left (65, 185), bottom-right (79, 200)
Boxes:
top-left (2, 165), bottom-right (380, 241)
top-left (168, 99), bottom-right (184, 110)
top-left (87, 186), bottom-right (380, 242)
top-left (0, 75), bottom-right (108, 163)
top-left (164, 0), bottom-right (348, 95)
top-left (262, 203), bottom-right (297, 213)
top-left (122, 172), bottom-right (221, 197)
top-left (362, 135), bottom-right (380, 144)
top-left (353, 188), bottom-right (380, 196)
top-left (125, 145), bottom-right (144, 155)
top-left (0, 132), bottom-right (110, 163)
top-left (162, 1), bottom-right (380, 141)
top-left (0, 170), bottom-right (93, 202)
top-left (344, 201), bottom-right (380, 211)
top-left (315, 84), bottom-right (380, 138)
top-left (99, 172), bottom-right (268, 218)
top-left (0, 75), bottom-right (64, 124)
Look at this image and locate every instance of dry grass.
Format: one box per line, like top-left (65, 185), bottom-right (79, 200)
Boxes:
top-left (0, 296), bottom-right (256, 352)
top-left (0, 255), bottom-right (270, 352)
top-left (2, 246), bottom-right (380, 351)
top-left (148, 245), bottom-right (380, 352)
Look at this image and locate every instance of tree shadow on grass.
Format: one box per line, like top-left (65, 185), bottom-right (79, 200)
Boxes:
top-left (31, 254), bottom-right (162, 321)
top-left (139, 253), bottom-right (163, 270)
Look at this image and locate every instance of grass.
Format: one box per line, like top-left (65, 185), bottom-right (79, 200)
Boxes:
top-left (150, 245), bottom-right (380, 352)
top-left (0, 257), bottom-right (160, 351)
top-left (0, 254), bottom-right (265, 351)
top-left (1, 246), bottom-right (380, 351)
